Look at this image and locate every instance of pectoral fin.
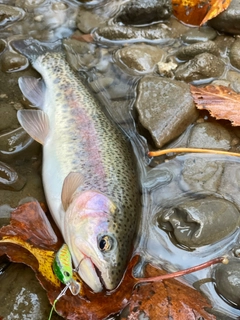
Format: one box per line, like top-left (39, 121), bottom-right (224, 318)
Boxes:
top-left (17, 109), bottom-right (49, 145)
top-left (19, 76), bottom-right (45, 108)
top-left (61, 172), bottom-right (84, 211)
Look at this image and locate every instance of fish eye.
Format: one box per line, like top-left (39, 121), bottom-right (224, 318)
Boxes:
top-left (98, 235), bottom-right (114, 252)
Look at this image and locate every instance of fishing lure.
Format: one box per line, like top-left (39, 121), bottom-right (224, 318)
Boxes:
top-left (53, 243), bottom-right (81, 295)
top-left (48, 244), bottom-right (81, 320)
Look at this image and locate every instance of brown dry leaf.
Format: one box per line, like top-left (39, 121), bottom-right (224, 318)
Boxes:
top-left (122, 264), bottom-right (216, 319)
top-left (172, 0), bottom-right (231, 26)
top-left (0, 201), bottom-right (216, 319)
top-left (190, 85), bottom-right (240, 126)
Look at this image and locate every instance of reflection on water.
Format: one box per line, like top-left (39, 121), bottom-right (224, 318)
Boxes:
top-left (1, 0), bottom-right (240, 319)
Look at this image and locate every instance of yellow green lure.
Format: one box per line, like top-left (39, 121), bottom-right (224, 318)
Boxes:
top-left (48, 244), bottom-right (81, 320)
top-left (53, 243), bottom-right (80, 295)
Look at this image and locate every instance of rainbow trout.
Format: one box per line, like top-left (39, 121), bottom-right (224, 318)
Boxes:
top-left (13, 40), bottom-right (139, 292)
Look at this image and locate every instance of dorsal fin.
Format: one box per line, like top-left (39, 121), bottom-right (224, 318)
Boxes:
top-left (17, 109), bottom-right (49, 145)
top-left (18, 76), bottom-right (45, 108)
top-left (61, 172), bottom-right (84, 211)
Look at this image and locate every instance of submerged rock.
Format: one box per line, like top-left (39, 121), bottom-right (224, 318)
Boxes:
top-left (136, 76), bottom-right (198, 148)
top-left (114, 44), bottom-right (167, 74)
top-left (188, 122), bottom-right (232, 150)
top-left (0, 161), bottom-right (26, 191)
top-left (175, 53), bottom-right (225, 82)
top-left (115, 0), bottom-right (172, 25)
top-left (158, 197), bottom-right (240, 248)
top-left (180, 157), bottom-right (223, 193)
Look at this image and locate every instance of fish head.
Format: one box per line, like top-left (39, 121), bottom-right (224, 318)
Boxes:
top-left (63, 190), bottom-right (131, 293)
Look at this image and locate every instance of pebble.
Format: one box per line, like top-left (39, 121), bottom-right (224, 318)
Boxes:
top-left (214, 259), bottom-right (240, 307)
top-left (115, 0), bottom-right (172, 25)
top-left (229, 38), bottom-right (240, 70)
top-left (181, 26), bottom-right (217, 44)
top-left (175, 53), bottom-right (225, 82)
top-left (1, 51), bottom-right (29, 73)
top-left (93, 25), bottom-right (172, 43)
top-left (114, 44), bottom-right (167, 74)
top-left (176, 41), bottom-right (220, 61)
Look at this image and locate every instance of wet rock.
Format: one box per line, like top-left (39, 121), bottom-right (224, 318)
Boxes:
top-left (214, 35), bottom-right (235, 57)
top-left (181, 26), bottom-right (217, 44)
top-left (0, 263), bottom-right (62, 320)
top-left (214, 259), bottom-right (240, 307)
top-left (230, 39), bottom-right (240, 70)
top-left (114, 44), bottom-right (167, 74)
top-left (176, 41), bottom-right (220, 61)
top-left (93, 25), bottom-right (172, 43)
top-left (159, 197), bottom-right (240, 248)
top-left (188, 122), bottom-right (231, 150)
top-left (175, 53), bottom-right (225, 82)
top-left (180, 158), bottom-right (223, 193)
top-left (208, 0), bottom-right (240, 34)
top-left (0, 4), bottom-right (25, 27)
top-left (136, 76), bottom-right (198, 148)
top-left (116, 0), bottom-right (172, 25)
top-left (1, 51), bottom-right (29, 73)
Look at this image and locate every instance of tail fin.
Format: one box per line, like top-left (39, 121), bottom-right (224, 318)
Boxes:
top-left (11, 38), bottom-right (62, 62)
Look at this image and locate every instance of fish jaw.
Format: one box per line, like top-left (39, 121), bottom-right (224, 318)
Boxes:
top-left (63, 190), bottom-right (121, 292)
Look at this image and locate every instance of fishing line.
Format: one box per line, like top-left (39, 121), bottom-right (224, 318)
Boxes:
top-left (48, 284), bottom-right (70, 320)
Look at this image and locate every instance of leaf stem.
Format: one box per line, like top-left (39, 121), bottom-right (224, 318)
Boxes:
top-left (135, 256), bottom-right (228, 284)
top-left (148, 148), bottom-right (240, 158)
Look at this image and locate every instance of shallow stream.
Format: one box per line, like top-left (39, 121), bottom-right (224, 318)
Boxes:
top-left (1, 0), bottom-right (240, 319)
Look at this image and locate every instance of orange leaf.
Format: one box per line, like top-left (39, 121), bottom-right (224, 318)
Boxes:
top-left (0, 201), bottom-right (216, 319)
top-left (172, 0), bottom-right (231, 26)
top-left (190, 84), bottom-right (240, 126)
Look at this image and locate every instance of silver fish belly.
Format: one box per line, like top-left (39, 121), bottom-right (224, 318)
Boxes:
top-left (17, 51), bottom-right (139, 292)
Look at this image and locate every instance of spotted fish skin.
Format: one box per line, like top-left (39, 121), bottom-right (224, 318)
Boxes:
top-left (16, 48), bottom-right (139, 293)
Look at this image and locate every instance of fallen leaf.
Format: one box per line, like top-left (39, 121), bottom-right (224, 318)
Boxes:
top-left (0, 201), bottom-right (216, 319)
top-left (121, 264), bottom-right (216, 319)
top-left (190, 85), bottom-right (240, 126)
top-left (172, 0), bottom-right (231, 26)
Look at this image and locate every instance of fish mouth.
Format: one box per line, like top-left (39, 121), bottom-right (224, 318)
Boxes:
top-left (78, 257), bottom-right (103, 293)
